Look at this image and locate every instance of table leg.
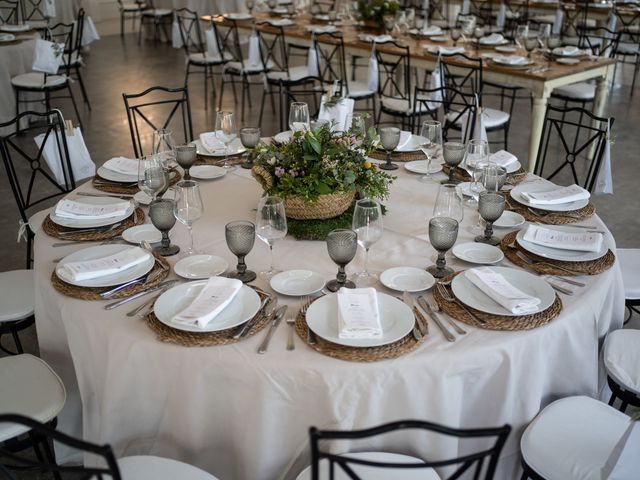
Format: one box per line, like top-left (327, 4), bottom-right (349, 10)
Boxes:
top-left (528, 92), bottom-right (550, 173)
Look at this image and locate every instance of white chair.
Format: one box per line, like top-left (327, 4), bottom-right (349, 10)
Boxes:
top-left (604, 329), bottom-right (640, 412)
top-left (617, 248), bottom-right (640, 323)
top-left (520, 396), bottom-right (630, 480)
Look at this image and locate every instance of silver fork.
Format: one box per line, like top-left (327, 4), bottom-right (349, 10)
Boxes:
top-left (286, 318), bottom-right (295, 351)
top-left (436, 282), bottom-right (486, 326)
top-left (299, 296), bottom-right (317, 345)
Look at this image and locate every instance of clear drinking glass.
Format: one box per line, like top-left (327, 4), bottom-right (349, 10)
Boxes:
top-left (173, 180), bottom-right (204, 256)
top-left (433, 184), bottom-right (464, 222)
top-left (153, 128), bottom-right (176, 167)
top-left (451, 28), bottom-right (461, 46)
top-left (175, 144), bottom-right (197, 180)
top-left (419, 120), bottom-right (442, 182)
top-left (442, 141), bottom-right (465, 184)
top-left (325, 229), bottom-right (358, 292)
top-left (256, 196), bottom-right (288, 279)
top-left (351, 198), bottom-right (383, 286)
top-left (215, 110), bottom-right (237, 171)
top-left (525, 35), bottom-right (538, 59)
top-left (138, 154), bottom-right (168, 201)
top-left (475, 192), bottom-right (505, 245)
top-left (225, 220), bottom-right (257, 283)
top-left (288, 102), bottom-right (310, 133)
top-left (378, 126), bottom-right (401, 171)
top-left (482, 164), bottom-right (507, 192)
top-left (426, 217), bottom-right (458, 278)
top-left (149, 199), bottom-right (180, 256)
top-left (515, 24), bottom-right (529, 48)
top-left (346, 113), bottom-right (366, 136)
top-left (240, 127), bottom-right (261, 169)
top-left (246, 0), bottom-right (255, 13)
top-left (464, 139), bottom-right (490, 202)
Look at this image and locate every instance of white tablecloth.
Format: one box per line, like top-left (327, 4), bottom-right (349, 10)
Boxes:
top-left (33, 165), bottom-right (625, 479)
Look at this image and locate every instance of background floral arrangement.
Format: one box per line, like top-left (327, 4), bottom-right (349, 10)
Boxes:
top-left (357, 0), bottom-right (401, 25)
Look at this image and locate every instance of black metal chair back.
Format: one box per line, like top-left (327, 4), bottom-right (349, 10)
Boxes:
top-left (122, 85), bottom-right (194, 158)
top-left (377, 40), bottom-right (412, 100)
top-left (469, 0), bottom-right (494, 26)
top-left (441, 52), bottom-right (483, 103)
top-left (74, 8), bottom-right (86, 54)
top-left (413, 85), bottom-right (478, 142)
top-left (255, 21), bottom-right (289, 74)
top-left (0, 413), bottom-right (122, 480)
top-left (176, 7), bottom-right (205, 56)
top-left (215, 17), bottom-right (246, 65)
top-left (315, 32), bottom-right (347, 92)
top-left (535, 105), bottom-right (613, 192)
top-left (20, 0), bottom-right (46, 21)
top-left (44, 22), bottom-right (75, 73)
top-left (577, 25), bottom-right (621, 58)
top-left (310, 0), bottom-right (335, 15)
top-left (310, 420), bottom-right (511, 480)
top-left (0, 0), bottom-right (18, 24)
top-left (428, 0), bottom-right (450, 24)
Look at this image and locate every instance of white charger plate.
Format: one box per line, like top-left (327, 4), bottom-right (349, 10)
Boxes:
top-left (50, 197), bottom-right (134, 228)
top-left (0, 33), bottom-right (16, 42)
top-left (306, 292), bottom-right (414, 348)
top-left (0, 24), bottom-right (30, 32)
top-left (452, 242), bottom-right (504, 265)
top-left (173, 255), bottom-right (229, 279)
top-left (515, 226), bottom-right (607, 262)
top-left (404, 160), bottom-right (443, 175)
top-left (274, 130), bottom-right (293, 143)
top-left (122, 224), bottom-right (162, 244)
top-left (193, 138), bottom-right (246, 157)
top-left (270, 269), bottom-right (325, 296)
top-left (494, 210), bottom-right (525, 228)
top-left (190, 165), bottom-right (227, 180)
top-left (56, 245), bottom-right (154, 288)
top-left (154, 281), bottom-right (261, 333)
top-left (510, 183), bottom-right (590, 212)
top-left (96, 166), bottom-right (138, 183)
top-left (491, 56), bottom-right (534, 67)
top-left (379, 267), bottom-right (436, 292)
top-left (451, 266), bottom-right (556, 316)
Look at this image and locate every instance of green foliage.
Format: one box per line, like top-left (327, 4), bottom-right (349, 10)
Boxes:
top-left (357, 0), bottom-right (400, 23)
top-left (287, 207), bottom-right (354, 241)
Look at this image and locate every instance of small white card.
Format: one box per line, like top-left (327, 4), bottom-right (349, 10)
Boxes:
top-left (337, 288), bottom-right (382, 339)
top-left (103, 157), bottom-right (139, 175)
top-left (522, 184), bottom-right (590, 205)
top-left (523, 224), bottom-right (603, 253)
top-left (55, 199), bottom-right (130, 219)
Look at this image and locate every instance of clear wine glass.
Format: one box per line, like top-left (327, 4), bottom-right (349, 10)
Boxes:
top-left (464, 139), bottom-right (490, 203)
top-left (240, 127), bottom-right (261, 169)
top-left (149, 198), bottom-right (180, 256)
top-left (256, 196), bottom-right (288, 279)
top-left (378, 126), bottom-right (401, 171)
top-left (515, 24), bottom-right (529, 49)
top-left (525, 35), bottom-right (538, 59)
top-left (451, 28), bottom-right (461, 46)
top-left (175, 144), bottom-right (197, 180)
top-left (225, 220), bottom-right (257, 283)
top-left (442, 141), bottom-right (465, 184)
top-left (173, 180), bottom-right (204, 256)
top-left (288, 102), bottom-right (310, 133)
top-left (419, 120), bottom-right (442, 182)
top-left (325, 229), bottom-right (358, 292)
top-left (245, 0), bottom-right (255, 13)
top-left (475, 192), bottom-right (505, 245)
top-left (433, 184), bottom-right (464, 222)
top-left (426, 217), bottom-right (458, 279)
top-left (215, 110), bottom-right (237, 171)
top-left (351, 198), bottom-right (383, 286)
top-left (137, 155), bottom-right (167, 201)
top-left (152, 128), bottom-right (176, 168)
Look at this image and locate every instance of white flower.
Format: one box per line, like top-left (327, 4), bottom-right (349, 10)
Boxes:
top-left (267, 157), bottom-right (276, 165)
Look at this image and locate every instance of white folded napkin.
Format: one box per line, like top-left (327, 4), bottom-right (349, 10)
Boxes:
top-left (172, 277), bottom-right (243, 329)
top-left (553, 46), bottom-right (580, 56)
top-left (421, 25), bottom-right (442, 35)
top-left (317, 97), bottom-right (355, 132)
top-left (489, 150), bottom-right (518, 169)
top-left (337, 287), bottom-right (382, 339)
top-left (199, 132), bottom-right (225, 153)
top-left (480, 33), bottom-right (504, 44)
top-left (494, 54), bottom-right (527, 65)
top-left (465, 267), bottom-right (541, 315)
top-left (360, 34), bottom-right (392, 43)
top-left (523, 224), bottom-right (604, 253)
top-left (521, 184), bottom-right (591, 206)
top-left (427, 46), bottom-right (465, 55)
top-left (62, 246), bottom-right (150, 282)
top-left (103, 157), bottom-right (139, 176)
top-left (268, 18), bottom-right (293, 27)
top-left (306, 25), bottom-right (336, 34)
top-left (55, 199), bottom-right (131, 220)
top-left (248, 33), bottom-right (261, 67)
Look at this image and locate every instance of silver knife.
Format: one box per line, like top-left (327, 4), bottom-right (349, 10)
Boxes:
top-left (104, 279), bottom-right (179, 310)
top-left (76, 192), bottom-right (135, 199)
top-left (233, 296), bottom-right (274, 339)
top-left (417, 296), bottom-right (456, 342)
top-left (257, 305), bottom-right (288, 354)
top-left (402, 291), bottom-right (428, 336)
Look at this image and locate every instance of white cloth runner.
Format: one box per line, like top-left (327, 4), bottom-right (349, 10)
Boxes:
top-left (307, 38), bottom-right (319, 77)
top-left (489, 150), bottom-right (518, 169)
top-left (426, 55), bottom-right (443, 111)
top-left (337, 287), bottom-right (382, 339)
top-left (523, 224), bottom-right (604, 253)
top-left (521, 184), bottom-right (590, 205)
top-left (367, 48), bottom-right (379, 92)
top-left (199, 132), bottom-right (225, 153)
top-left (172, 277), bottom-right (243, 328)
top-left (465, 267), bottom-right (541, 315)
top-left (62, 246), bottom-right (150, 282)
top-left (496, 3), bottom-right (507, 29)
top-left (480, 33), bottom-right (504, 45)
top-left (55, 199), bottom-right (131, 220)
top-left (103, 157), bottom-right (139, 176)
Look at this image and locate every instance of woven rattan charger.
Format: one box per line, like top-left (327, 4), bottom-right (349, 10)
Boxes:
top-left (442, 164), bottom-right (529, 185)
top-left (42, 208), bottom-right (145, 241)
top-left (505, 194), bottom-right (596, 225)
top-left (369, 149), bottom-right (426, 162)
top-left (195, 153), bottom-right (246, 167)
top-left (92, 168), bottom-right (182, 195)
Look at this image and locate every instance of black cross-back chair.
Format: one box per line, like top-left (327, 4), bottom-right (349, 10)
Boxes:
top-left (468, 0), bottom-right (494, 27)
top-left (0, 0), bottom-right (18, 24)
top-left (413, 85), bottom-right (478, 142)
top-left (20, 0), bottom-right (48, 29)
top-left (122, 85), bottom-right (193, 158)
top-left (310, 0), bottom-right (335, 15)
top-left (503, 1), bottom-right (531, 38)
top-left (614, 6), bottom-right (640, 96)
top-left (309, 420), bottom-right (511, 480)
top-left (428, 0), bottom-right (452, 28)
top-left (534, 105), bottom-right (613, 193)
top-left (60, 8), bottom-right (92, 112)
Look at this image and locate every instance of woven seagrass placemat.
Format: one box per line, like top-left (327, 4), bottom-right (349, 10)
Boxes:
top-left (92, 168), bottom-right (182, 194)
top-left (42, 208), bottom-right (145, 241)
top-left (195, 154), bottom-right (245, 166)
top-left (293, 297), bottom-right (427, 362)
top-left (51, 253), bottom-right (170, 300)
top-left (369, 150), bottom-right (427, 162)
top-left (433, 272), bottom-right (563, 330)
top-left (500, 231), bottom-right (615, 276)
top-left (506, 194), bottom-right (596, 225)
top-left (442, 165), bottom-right (528, 185)
top-left (145, 290), bottom-right (275, 347)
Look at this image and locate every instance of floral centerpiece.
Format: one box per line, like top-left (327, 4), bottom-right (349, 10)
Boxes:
top-left (357, 0), bottom-right (400, 29)
top-left (252, 125), bottom-right (394, 221)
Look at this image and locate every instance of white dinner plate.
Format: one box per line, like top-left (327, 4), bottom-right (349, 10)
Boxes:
top-left (456, 181), bottom-right (481, 198)
top-left (510, 183), bottom-right (590, 212)
top-left (223, 13), bottom-right (253, 20)
top-left (189, 165), bottom-right (227, 180)
top-left (379, 267), bottom-right (436, 293)
top-left (493, 210), bottom-right (525, 228)
top-left (306, 292), bottom-right (414, 348)
top-left (273, 130), bottom-right (293, 143)
top-left (122, 224), bottom-right (162, 244)
top-left (451, 266), bottom-right (556, 316)
top-left (270, 269), bottom-right (325, 296)
top-left (0, 24), bottom-right (30, 32)
top-left (480, 38), bottom-right (509, 46)
top-left (452, 242), bottom-right (504, 265)
top-left (49, 197), bottom-right (135, 228)
top-left (431, 35), bottom-right (448, 42)
top-left (495, 45), bottom-right (517, 53)
top-left (515, 227), bottom-right (608, 262)
top-left (404, 160), bottom-right (443, 175)
top-left (398, 134), bottom-right (427, 152)
top-left (173, 255), bottom-right (229, 279)
top-left (0, 33), bottom-right (15, 42)
top-left (132, 189), bottom-right (175, 206)
top-left (491, 57), bottom-right (534, 67)
top-left (55, 244), bottom-right (154, 288)
top-left (557, 57), bottom-right (580, 65)
top-left (193, 138), bottom-right (246, 157)
top-left (96, 165), bottom-right (138, 183)
top-left (552, 47), bottom-right (586, 57)
top-left (154, 281), bottom-right (261, 333)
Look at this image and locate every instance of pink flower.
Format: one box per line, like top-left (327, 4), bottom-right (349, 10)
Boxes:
top-left (289, 169), bottom-right (298, 177)
top-left (275, 166), bottom-right (285, 178)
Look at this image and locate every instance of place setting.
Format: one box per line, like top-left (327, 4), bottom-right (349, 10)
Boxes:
top-left (369, 127), bottom-right (433, 164)
top-left (443, 149), bottom-right (528, 185)
top-left (93, 154), bottom-right (182, 195)
top-left (193, 111), bottom-right (247, 170)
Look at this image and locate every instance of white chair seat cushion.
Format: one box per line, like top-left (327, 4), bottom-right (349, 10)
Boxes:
top-left (347, 80), bottom-right (375, 98)
top-left (380, 96), bottom-right (433, 115)
top-left (295, 452), bottom-right (440, 480)
top-left (604, 329), bottom-right (640, 396)
top-left (617, 248), bottom-right (640, 299)
top-left (118, 455), bottom-right (219, 479)
top-left (531, 14), bottom-right (556, 24)
top-left (11, 72), bottom-right (67, 89)
top-left (445, 108), bottom-right (509, 129)
top-left (188, 52), bottom-right (227, 65)
top-left (552, 82), bottom-right (595, 100)
top-left (0, 354), bottom-right (66, 443)
top-left (521, 396), bottom-right (630, 480)
top-left (618, 42), bottom-right (640, 55)
top-left (225, 60), bottom-right (269, 73)
top-left (0, 270), bottom-right (34, 322)
top-left (266, 65), bottom-right (312, 82)
top-left (122, 2), bottom-right (146, 10)
top-left (142, 8), bottom-right (172, 16)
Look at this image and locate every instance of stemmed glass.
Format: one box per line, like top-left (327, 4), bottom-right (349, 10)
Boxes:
top-left (245, 0), bottom-right (255, 13)
top-left (288, 102), bottom-right (310, 133)
top-left (175, 144), bottom-right (197, 180)
top-left (524, 35), bottom-right (538, 59)
top-left (215, 111), bottom-right (237, 171)
top-left (351, 198), bottom-right (383, 286)
top-left (256, 196), bottom-right (288, 279)
top-left (515, 24), bottom-right (529, 49)
top-left (240, 127), bottom-right (261, 169)
top-left (149, 199), bottom-right (180, 256)
top-left (464, 139), bottom-right (490, 203)
top-left (137, 155), bottom-right (168, 201)
top-left (225, 220), bottom-right (257, 283)
top-left (426, 217), bottom-right (459, 279)
top-left (173, 180), bottom-right (204, 256)
top-left (419, 120), bottom-right (442, 182)
top-left (473, 27), bottom-right (484, 52)
top-left (475, 192), bottom-right (505, 245)
top-left (378, 126), bottom-right (401, 170)
top-left (547, 34), bottom-right (561, 69)
top-left (325, 229), bottom-right (358, 292)
top-left (433, 184), bottom-right (464, 222)
top-left (153, 128), bottom-right (176, 167)
top-left (442, 141), bottom-right (465, 184)
top-left (451, 28), bottom-right (461, 46)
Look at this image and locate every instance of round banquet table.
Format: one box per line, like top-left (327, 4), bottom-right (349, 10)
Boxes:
top-left (33, 163), bottom-right (625, 480)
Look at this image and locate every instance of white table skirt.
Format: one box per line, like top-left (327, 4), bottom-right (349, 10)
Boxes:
top-left (33, 165), bottom-right (625, 479)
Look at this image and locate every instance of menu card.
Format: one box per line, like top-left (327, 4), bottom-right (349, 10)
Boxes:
top-left (103, 157), bottom-right (139, 175)
top-left (489, 150), bottom-right (517, 169)
top-left (337, 288), bottom-right (382, 339)
top-left (521, 184), bottom-right (590, 206)
top-left (61, 247), bottom-right (150, 281)
top-left (172, 277), bottom-right (243, 328)
top-left (523, 224), bottom-right (603, 253)
top-left (55, 199), bottom-right (131, 220)
top-left (465, 267), bottom-right (541, 315)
